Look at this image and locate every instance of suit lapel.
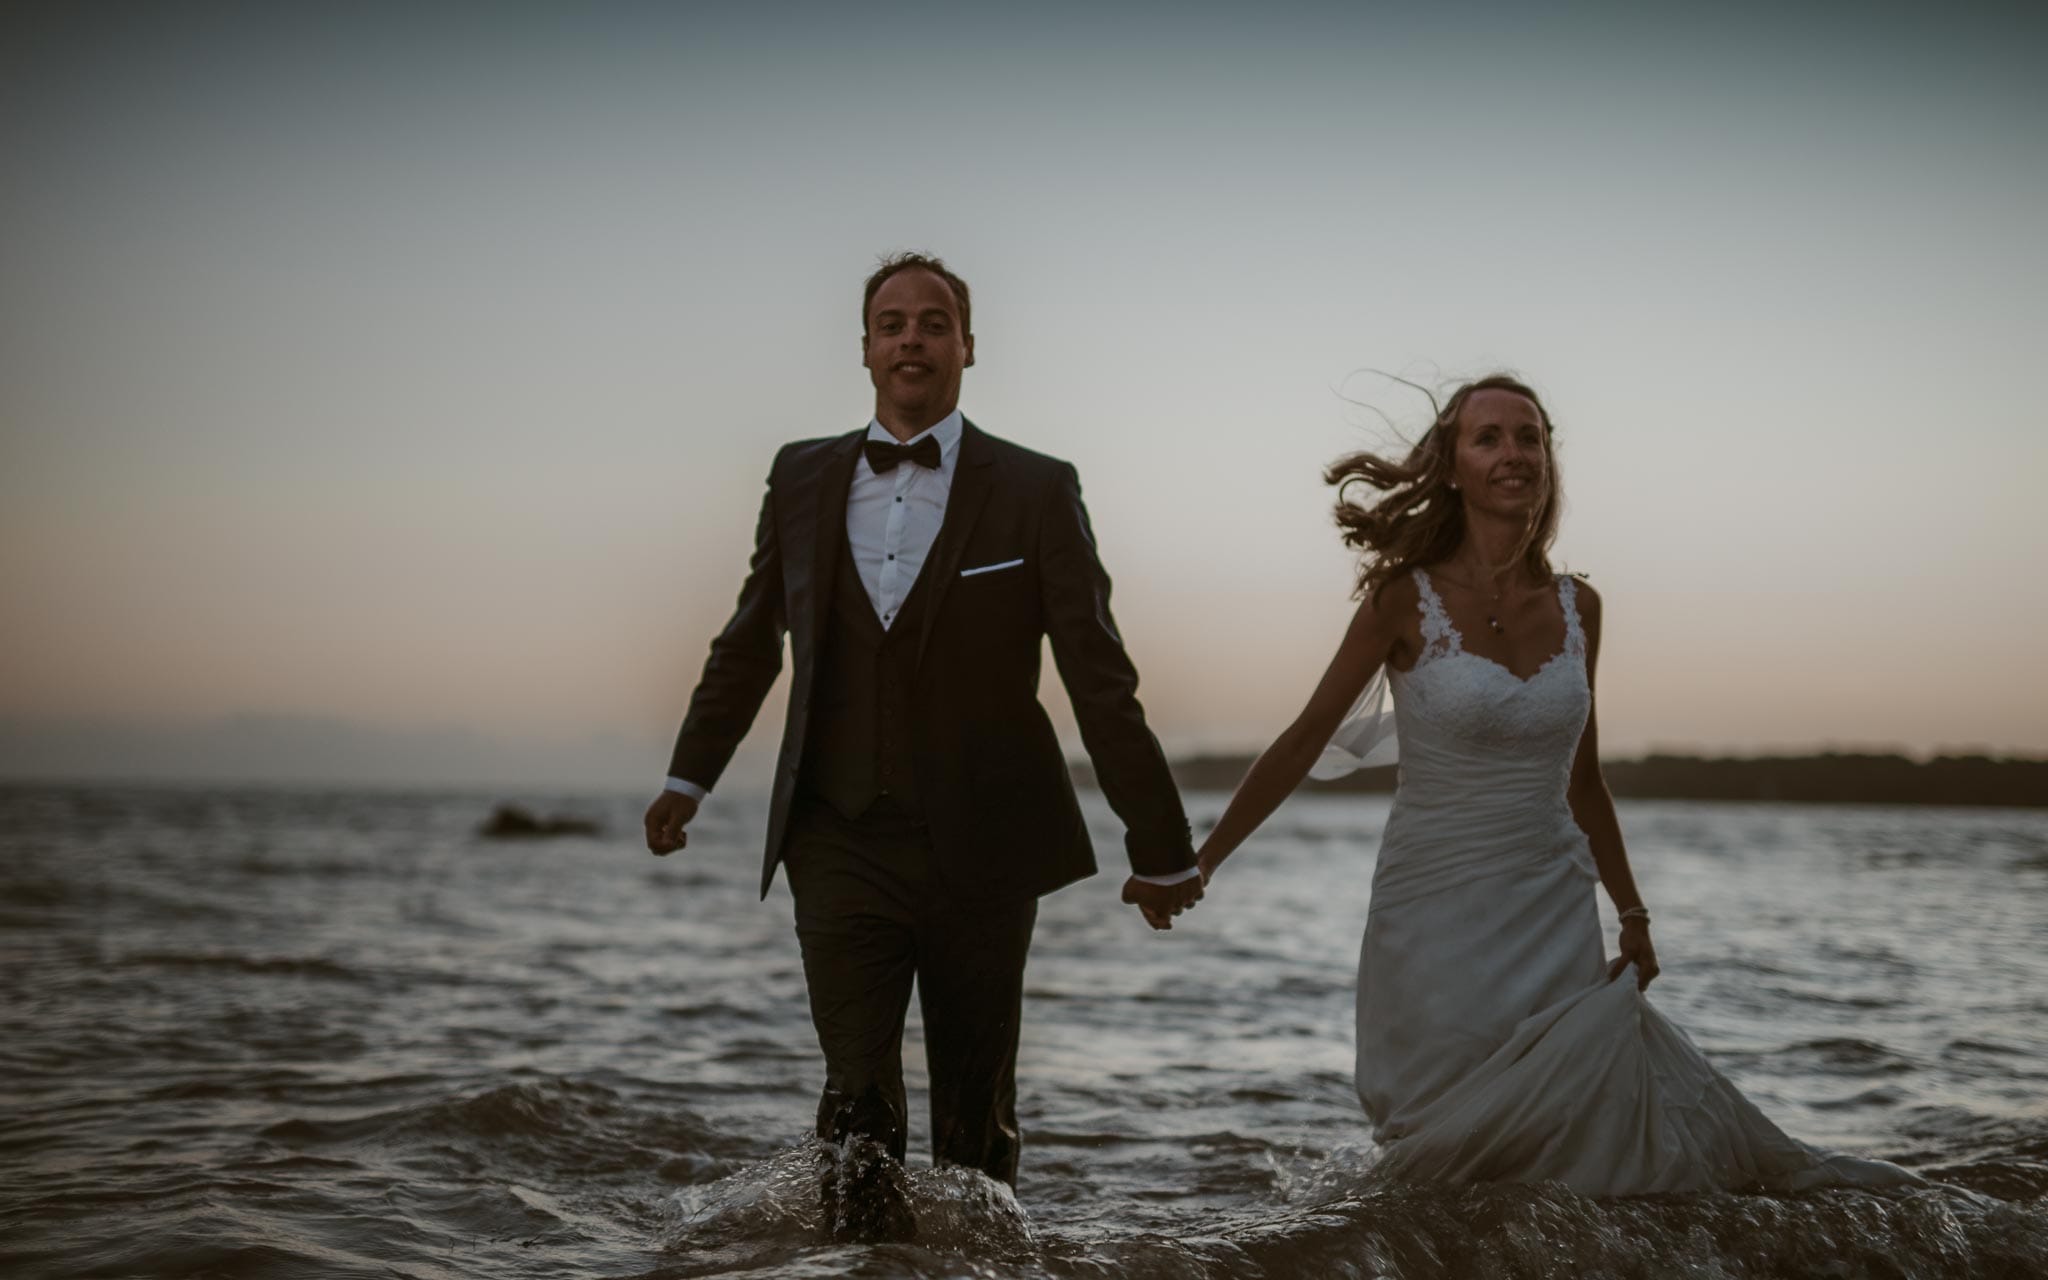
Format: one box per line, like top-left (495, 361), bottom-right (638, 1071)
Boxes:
top-left (915, 419), bottom-right (997, 669)
top-left (804, 430), bottom-right (863, 646)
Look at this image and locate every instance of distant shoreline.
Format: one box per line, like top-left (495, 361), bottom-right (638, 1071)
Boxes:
top-left (1073, 752), bottom-right (2048, 808)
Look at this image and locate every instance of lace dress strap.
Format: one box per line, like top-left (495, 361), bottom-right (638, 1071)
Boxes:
top-left (1412, 568), bottom-right (1462, 663)
top-left (1557, 574), bottom-right (1587, 658)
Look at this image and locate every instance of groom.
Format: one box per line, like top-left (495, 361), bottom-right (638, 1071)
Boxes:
top-left (644, 252), bottom-right (1202, 1236)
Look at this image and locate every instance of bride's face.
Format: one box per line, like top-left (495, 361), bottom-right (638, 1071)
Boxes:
top-left (1451, 389), bottom-right (1549, 519)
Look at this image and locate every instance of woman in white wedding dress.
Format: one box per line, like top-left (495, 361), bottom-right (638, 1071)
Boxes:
top-left (1193, 374), bottom-right (1920, 1196)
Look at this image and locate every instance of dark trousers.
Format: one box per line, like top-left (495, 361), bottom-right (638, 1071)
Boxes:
top-left (782, 797), bottom-right (1038, 1187)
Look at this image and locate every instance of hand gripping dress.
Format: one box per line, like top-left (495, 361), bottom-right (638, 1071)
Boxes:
top-left (1341, 569), bottom-right (1918, 1196)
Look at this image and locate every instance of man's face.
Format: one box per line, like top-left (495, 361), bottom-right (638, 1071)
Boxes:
top-left (863, 268), bottom-right (973, 427)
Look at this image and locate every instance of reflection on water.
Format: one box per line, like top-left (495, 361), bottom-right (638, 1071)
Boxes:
top-left (1, 785), bottom-right (2043, 1277)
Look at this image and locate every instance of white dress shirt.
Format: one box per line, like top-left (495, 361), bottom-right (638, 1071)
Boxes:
top-left (845, 411), bottom-right (963, 628)
top-left (666, 410), bottom-right (1196, 887)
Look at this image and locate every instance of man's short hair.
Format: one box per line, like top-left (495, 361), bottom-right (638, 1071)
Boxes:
top-left (862, 252), bottom-right (972, 338)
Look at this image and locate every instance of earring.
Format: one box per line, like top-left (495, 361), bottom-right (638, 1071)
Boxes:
top-left (1448, 482), bottom-right (1460, 491)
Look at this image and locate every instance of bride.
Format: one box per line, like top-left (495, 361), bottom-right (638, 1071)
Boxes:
top-left (1191, 374), bottom-right (1920, 1196)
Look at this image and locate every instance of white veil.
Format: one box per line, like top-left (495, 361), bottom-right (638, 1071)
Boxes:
top-left (1310, 665), bottom-right (1399, 780)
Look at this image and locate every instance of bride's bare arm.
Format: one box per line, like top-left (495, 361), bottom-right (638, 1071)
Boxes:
top-left (1565, 584), bottom-right (1660, 988)
top-left (1195, 579), bottom-right (1409, 881)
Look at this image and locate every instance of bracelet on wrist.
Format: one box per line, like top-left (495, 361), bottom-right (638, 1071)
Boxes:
top-left (1619, 906), bottom-right (1651, 926)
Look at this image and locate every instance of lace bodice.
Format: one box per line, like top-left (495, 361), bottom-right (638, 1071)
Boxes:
top-left (1396, 568), bottom-right (1589, 762)
top-left (1411, 568), bottom-right (1585, 676)
top-left (1369, 568), bottom-right (1595, 910)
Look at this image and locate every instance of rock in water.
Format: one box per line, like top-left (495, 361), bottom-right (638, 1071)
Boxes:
top-left (477, 805), bottom-right (602, 839)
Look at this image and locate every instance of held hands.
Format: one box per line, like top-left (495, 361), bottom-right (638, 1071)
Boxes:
top-left (644, 791), bottom-right (699, 856)
top-left (1607, 917), bottom-right (1660, 990)
top-left (1121, 875), bottom-right (1204, 931)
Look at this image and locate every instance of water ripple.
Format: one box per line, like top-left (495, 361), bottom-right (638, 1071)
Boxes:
top-left (1, 786), bottom-right (2043, 1278)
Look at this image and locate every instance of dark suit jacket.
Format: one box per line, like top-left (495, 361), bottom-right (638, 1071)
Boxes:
top-left (668, 420), bottom-right (1196, 900)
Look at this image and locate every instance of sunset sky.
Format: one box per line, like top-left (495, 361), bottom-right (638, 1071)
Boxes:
top-left (3, 3), bottom-right (2044, 787)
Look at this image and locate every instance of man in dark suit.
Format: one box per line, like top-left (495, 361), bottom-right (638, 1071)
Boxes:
top-left (643, 252), bottom-right (1202, 1240)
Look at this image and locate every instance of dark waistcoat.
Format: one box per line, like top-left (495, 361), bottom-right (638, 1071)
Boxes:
top-left (799, 537), bottom-right (933, 819)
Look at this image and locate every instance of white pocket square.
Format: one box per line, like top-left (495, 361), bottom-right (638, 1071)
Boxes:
top-left (959, 558), bottom-right (1025, 578)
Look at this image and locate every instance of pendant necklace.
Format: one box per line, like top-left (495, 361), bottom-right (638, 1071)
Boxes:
top-left (1451, 560), bottom-right (1509, 635)
top-left (1476, 566), bottom-right (1505, 634)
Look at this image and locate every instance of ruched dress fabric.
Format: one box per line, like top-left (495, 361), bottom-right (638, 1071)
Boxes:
top-left (1355, 570), bottom-right (1920, 1196)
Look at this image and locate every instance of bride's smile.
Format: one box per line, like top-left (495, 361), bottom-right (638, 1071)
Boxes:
top-left (1448, 388), bottom-right (1552, 521)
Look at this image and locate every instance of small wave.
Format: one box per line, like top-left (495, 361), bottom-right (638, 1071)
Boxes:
top-left (648, 1139), bottom-right (2048, 1280)
top-left (14, 1236), bottom-right (377, 1280)
top-left (1774, 1036), bottom-right (1923, 1077)
top-left (141, 1068), bottom-right (319, 1102)
top-left (0, 878), bottom-right (70, 911)
top-left (659, 1146), bottom-right (820, 1249)
top-left (658, 1000), bottom-right (770, 1024)
top-left (1942, 1037), bottom-right (2033, 1058)
top-left (1208, 1177), bottom-right (2045, 1280)
top-left (1226, 1086), bottom-right (1304, 1104)
top-left (118, 951), bottom-right (368, 983)
top-left (1815, 940), bottom-right (1920, 974)
top-left (1810, 1085), bottom-right (1908, 1110)
top-left (1923, 1157), bottom-right (2048, 1202)
top-left (263, 1077), bottom-right (761, 1186)
top-left (659, 1141), bottom-right (1035, 1260)
top-left (1898, 1109), bottom-right (2048, 1168)
top-left (1757, 982), bottom-right (1901, 1011)
top-left (0, 876), bottom-right (242, 926)
top-left (229, 852), bottom-right (379, 879)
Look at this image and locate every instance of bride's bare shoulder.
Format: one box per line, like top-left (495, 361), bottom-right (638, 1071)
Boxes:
top-left (1567, 573), bottom-right (1603, 617)
top-left (1379, 568), bottom-right (1428, 612)
top-left (1348, 570), bottom-right (1424, 667)
top-left (1351, 570), bottom-right (1421, 628)
top-left (1565, 573), bottom-right (1603, 649)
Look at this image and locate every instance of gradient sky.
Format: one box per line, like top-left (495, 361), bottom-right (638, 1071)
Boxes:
top-left (3, 2), bottom-right (2044, 786)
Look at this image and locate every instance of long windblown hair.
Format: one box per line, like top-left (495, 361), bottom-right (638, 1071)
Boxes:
top-left (1326, 373), bottom-right (1563, 602)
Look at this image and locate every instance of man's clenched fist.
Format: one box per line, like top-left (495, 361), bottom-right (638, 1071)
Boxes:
top-left (644, 791), bottom-right (698, 855)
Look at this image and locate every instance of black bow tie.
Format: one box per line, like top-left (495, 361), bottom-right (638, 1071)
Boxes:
top-left (864, 436), bottom-right (942, 474)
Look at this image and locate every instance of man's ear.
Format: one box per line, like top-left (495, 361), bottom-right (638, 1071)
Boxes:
top-left (963, 333), bottom-right (976, 369)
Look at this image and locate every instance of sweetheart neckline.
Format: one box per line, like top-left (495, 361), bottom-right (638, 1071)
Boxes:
top-left (1406, 568), bottom-right (1584, 686)
top-left (1400, 644), bottom-right (1579, 687)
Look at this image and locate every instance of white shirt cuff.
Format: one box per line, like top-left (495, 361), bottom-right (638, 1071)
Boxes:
top-left (664, 777), bottom-right (708, 801)
top-left (1130, 866), bottom-right (1202, 886)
